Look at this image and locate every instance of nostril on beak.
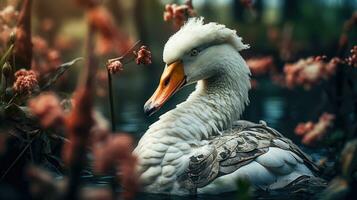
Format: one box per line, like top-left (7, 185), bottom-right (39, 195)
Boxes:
top-left (144, 101), bottom-right (157, 116)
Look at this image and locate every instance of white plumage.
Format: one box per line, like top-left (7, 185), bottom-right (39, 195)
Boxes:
top-left (163, 18), bottom-right (249, 64)
top-left (133, 18), bottom-right (320, 195)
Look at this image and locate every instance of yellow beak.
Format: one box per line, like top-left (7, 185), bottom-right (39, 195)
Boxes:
top-left (144, 60), bottom-right (186, 116)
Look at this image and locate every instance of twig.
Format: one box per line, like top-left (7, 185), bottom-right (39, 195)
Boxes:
top-left (27, 132), bottom-right (34, 163)
top-left (0, 135), bottom-right (37, 180)
top-left (106, 40), bottom-right (141, 132)
top-left (7, 93), bottom-right (18, 104)
top-left (107, 40), bottom-right (141, 63)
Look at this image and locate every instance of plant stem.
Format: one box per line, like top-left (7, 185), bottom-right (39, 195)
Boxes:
top-left (26, 132), bottom-right (34, 163)
top-left (0, 135), bottom-right (37, 180)
top-left (107, 70), bottom-right (116, 132)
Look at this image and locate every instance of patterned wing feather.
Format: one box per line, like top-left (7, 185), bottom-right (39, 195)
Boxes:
top-left (181, 120), bottom-right (319, 192)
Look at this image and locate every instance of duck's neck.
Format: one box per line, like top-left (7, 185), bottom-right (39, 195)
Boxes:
top-left (141, 54), bottom-right (251, 144)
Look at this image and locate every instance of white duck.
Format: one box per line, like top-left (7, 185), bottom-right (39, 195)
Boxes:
top-left (134, 18), bottom-right (321, 195)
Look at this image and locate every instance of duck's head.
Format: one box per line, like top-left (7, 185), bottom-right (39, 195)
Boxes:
top-left (144, 18), bottom-right (250, 116)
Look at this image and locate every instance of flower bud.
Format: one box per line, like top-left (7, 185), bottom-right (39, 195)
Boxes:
top-left (2, 62), bottom-right (12, 78)
top-left (107, 60), bottom-right (123, 74)
top-left (8, 31), bottom-right (16, 45)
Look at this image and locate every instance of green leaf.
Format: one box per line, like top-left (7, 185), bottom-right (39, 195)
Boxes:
top-left (4, 103), bottom-right (27, 120)
top-left (40, 57), bottom-right (83, 91)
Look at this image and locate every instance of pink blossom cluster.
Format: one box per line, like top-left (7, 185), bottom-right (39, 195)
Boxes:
top-left (284, 57), bottom-right (339, 89)
top-left (28, 92), bottom-right (65, 128)
top-left (107, 60), bottom-right (123, 74)
top-left (246, 56), bottom-right (281, 89)
top-left (346, 45), bottom-right (357, 67)
top-left (0, 6), bottom-right (18, 25)
top-left (163, 0), bottom-right (196, 28)
top-left (31, 36), bottom-right (62, 76)
top-left (13, 69), bottom-right (38, 94)
top-left (0, 6), bottom-right (18, 51)
top-left (105, 45), bottom-right (152, 76)
top-left (295, 112), bottom-right (335, 145)
top-left (134, 45), bottom-right (152, 65)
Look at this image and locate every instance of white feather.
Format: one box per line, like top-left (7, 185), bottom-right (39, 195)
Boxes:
top-left (163, 18), bottom-right (249, 64)
top-left (133, 18), bottom-right (314, 195)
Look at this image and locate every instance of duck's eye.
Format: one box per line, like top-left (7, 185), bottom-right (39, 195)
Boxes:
top-left (189, 48), bottom-right (199, 57)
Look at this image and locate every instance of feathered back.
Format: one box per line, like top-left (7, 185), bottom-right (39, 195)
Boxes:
top-left (163, 17), bottom-right (249, 64)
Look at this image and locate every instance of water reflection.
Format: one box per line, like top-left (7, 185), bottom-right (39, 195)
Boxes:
top-left (262, 96), bottom-right (285, 127)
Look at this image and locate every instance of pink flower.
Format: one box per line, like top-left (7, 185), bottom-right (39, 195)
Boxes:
top-left (163, 0), bottom-right (196, 28)
top-left (40, 18), bottom-right (54, 32)
top-left (283, 57), bottom-right (338, 90)
top-left (134, 45), bottom-right (152, 65)
top-left (324, 57), bottom-right (340, 76)
top-left (107, 60), bottom-right (123, 74)
top-left (32, 36), bottom-right (48, 55)
top-left (346, 45), bottom-right (357, 67)
top-left (294, 121), bottom-right (314, 136)
top-left (246, 56), bottom-right (274, 76)
top-left (31, 36), bottom-right (63, 75)
top-left (13, 69), bottom-right (38, 94)
top-left (28, 92), bottom-right (65, 128)
top-left (294, 113), bottom-right (335, 145)
top-left (0, 6), bottom-right (19, 25)
top-left (47, 49), bottom-right (62, 71)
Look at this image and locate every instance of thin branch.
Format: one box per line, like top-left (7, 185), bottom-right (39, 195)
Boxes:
top-left (0, 134), bottom-right (37, 180)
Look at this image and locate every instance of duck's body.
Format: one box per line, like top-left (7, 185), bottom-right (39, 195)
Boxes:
top-left (134, 18), bottom-right (321, 195)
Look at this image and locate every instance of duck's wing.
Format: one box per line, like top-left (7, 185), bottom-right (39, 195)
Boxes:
top-left (179, 120), bottom-right (320, 191)
top-left (232, 120), bottom-right (319, 173)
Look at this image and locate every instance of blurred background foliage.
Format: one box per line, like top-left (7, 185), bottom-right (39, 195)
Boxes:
top-left (0, 0), bottom-right (356, 199)
top-left (41, 0), bottom-right (356, 144)
top-left (2, 0), bottom-right (356, 168)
